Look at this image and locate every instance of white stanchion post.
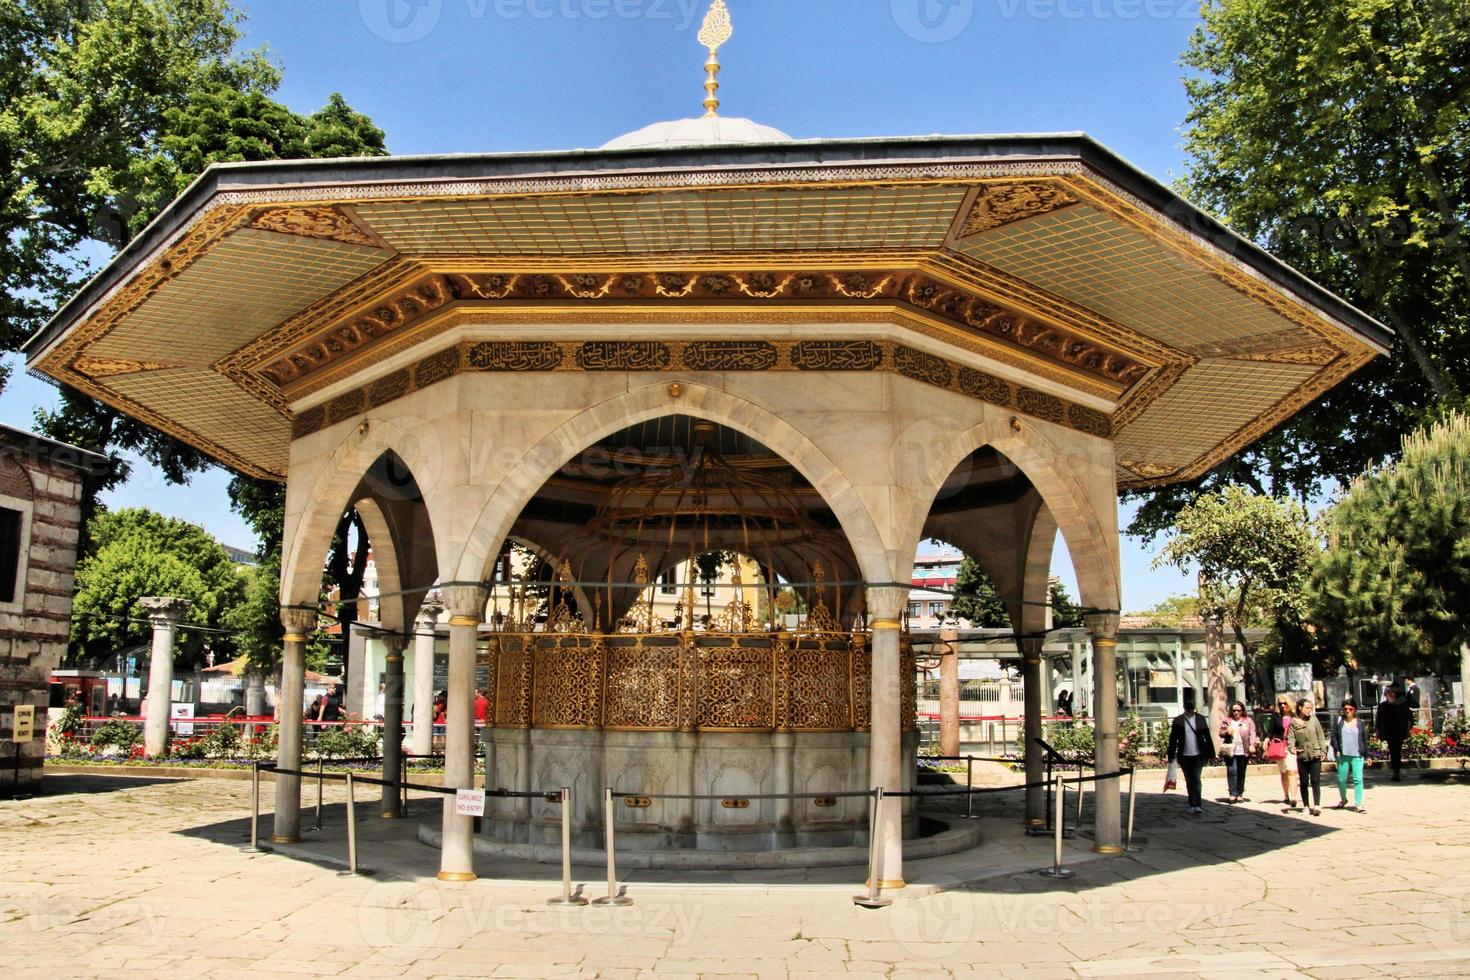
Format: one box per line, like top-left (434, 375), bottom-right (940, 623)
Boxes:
top-left (1039, 773), bottom-right (1075, 880)
top-left (1126, 768), bottom-right (1138, 852)
top-left (592, 788), bottom-right (632, 907)
top-left (344, 772), bottom-right (358, 875)
top-left (853, 788), bottom-right (892, 908)
top-left (548, 786), bottom-right (588, 907)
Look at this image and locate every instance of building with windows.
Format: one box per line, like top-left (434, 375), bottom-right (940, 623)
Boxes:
top-left (0, 425), bottom-right (104, 795)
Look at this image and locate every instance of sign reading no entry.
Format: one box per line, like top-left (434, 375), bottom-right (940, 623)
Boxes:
top-left (454, 788), bottom-right (487, 817)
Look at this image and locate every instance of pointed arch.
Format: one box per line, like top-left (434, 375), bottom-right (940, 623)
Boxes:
top-left (452, 383), bottom-right (892, 591)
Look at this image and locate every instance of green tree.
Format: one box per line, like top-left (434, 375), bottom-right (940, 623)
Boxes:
top-left (2, 0), bottom-right (386, 520)
top-left (1128, 0), bottom-right (1470, 538)
top-left (949, 557), bottom-right (1009, 628)
top-left (1135, 594), bottom-right (1202, 629)
top-left (1311, 412), bottom-right (1470, 677)
top-left (1048, 579), bottom-right (1085, 629)
top-left (1153, 486), bottom-right (1319, 702)
top-left (70, 507), bottom-right (246, 664)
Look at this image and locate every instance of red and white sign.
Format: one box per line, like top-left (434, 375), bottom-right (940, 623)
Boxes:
top-left (454, 788), bottom-right (487, 817)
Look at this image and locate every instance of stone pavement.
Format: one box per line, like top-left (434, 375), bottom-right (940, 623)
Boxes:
top-left (2, 767), bottom-right (1467, 978)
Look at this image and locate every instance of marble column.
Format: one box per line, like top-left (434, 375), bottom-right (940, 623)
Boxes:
top-left (867, 585), bottom-right (908, 894)
top-left (1087, 612), bottom-right (1122, 853)
top-left (381, 633), bottom-right (407, 818)
top-left (244, 673), bottom-right (267, 717)
top-left (411, 602), bottom-right (441, 758)
top-left (273, 606), bottom-right (317, 844)
top-left (938, 621), bottom-right (961, 758)
top-left (1019, 635), bottom-right (1046, 831)
top-left (140, 597), bottom-right (191, 758)
top-left (438, 586), bottom-right (485, 882)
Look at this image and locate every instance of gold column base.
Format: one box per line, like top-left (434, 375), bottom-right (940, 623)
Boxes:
top-left (270, 835), bottom-right (301, 845)
top-left (878, 878), bottom-right (907, 890)
top-left (436, 870), bottom-right (477, 882)
top-left (1024, 818), bottom-right (1046, 828)
top-left (1093, 844), bottom-right (1125, 855)
top-left (378, 811), bottom-right (402, 820)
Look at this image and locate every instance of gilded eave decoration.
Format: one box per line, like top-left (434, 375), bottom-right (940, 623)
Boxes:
top-left (28, 165), bottom-right (1383, 488)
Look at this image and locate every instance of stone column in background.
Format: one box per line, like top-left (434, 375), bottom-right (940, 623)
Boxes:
top-left (938, 621), bottom-right (961, 758)
top-left (1087, 612), bottom-right (1122, 854)
top-left (411, 602), bottom-right (441, 758)
top-left (381, 633), bottom-right (408, 818)
top-left (140, 597), bottom-right (191, 758)
top-left (438, 586), bottom-right (485, 881)
top-left (273, 606), bottom-right (316, 844)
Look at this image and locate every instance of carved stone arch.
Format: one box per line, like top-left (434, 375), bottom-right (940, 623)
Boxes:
top-left (452, 383), bottom-right (892, 593)
top-left (281, 422), bottom-right (452, 609)
top-left (914, 418), bottom-right (1120, 618)
top-left (0, 456), bottom-right (34, 500)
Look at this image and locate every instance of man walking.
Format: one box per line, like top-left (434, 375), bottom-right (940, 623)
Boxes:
top-left (1376, 685), bottom-right (1412, 782)
top-left (1168, 688), bottom-right (1213, 814)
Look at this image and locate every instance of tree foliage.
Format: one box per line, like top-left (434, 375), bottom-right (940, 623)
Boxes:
top-left (1153, 486), bottom-right (1319, 700)
top-left (1128, 0), bottom-right (1470, 537)
top-left (948, 557), bottom-right (1009, 628)
top-left (1048, 579), bottom-right (1085, 629)
top-left (70, 507), bottom-right (246, 664)
top-left (2, 0), bottom-right (386, 511)
top-left (1311, 412), bottom-right (1470, 676)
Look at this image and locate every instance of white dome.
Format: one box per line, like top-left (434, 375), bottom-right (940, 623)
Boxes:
top-left (601, 116), bottom-right (792, 150)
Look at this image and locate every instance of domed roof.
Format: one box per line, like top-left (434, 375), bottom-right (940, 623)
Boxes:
top-left (601, 116), bottom-right (792, 150)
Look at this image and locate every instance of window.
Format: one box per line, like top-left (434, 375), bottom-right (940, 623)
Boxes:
top-left (0, 507), bottom-right (20, 603)
top-left (908, 602), bottom-right (921, 617)
top-left (659, 569), bottom-right (677, 595)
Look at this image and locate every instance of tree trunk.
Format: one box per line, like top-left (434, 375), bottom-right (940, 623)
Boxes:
top-left (1205, 613), bottom-right (1230, 755)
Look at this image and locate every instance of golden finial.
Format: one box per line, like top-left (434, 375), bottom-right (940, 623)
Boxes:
top-left (698, 0), bottom-right (733, 118)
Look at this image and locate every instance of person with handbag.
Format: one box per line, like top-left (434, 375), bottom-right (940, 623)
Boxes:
top-left (1332, 698), bottom-right (1369, 812)
top-left (1263, 695), bottom-right (1298, 808)
top-left (1290, 698), bottom-right (1329, 816)
top-left (1219, 700), bottom-right (1257, 803)
top-left (1167, 688), bottom-right (1213, 814)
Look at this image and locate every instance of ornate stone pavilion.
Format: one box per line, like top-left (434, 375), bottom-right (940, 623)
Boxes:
top-left (23, 9), bottom-right (1387, 890)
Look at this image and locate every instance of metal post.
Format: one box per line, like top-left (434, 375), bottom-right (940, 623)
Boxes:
top-left (344, 772), bottom-right (358, 875)
top-left (592, 788), bottom-right (632, 906)
top-left (853, 788), bottom-right (892, 908)
top-left (1038, 773), bottom-right (1075, 879)
top-left (314, 756), bottom-right (324, 832)
top-left (547, 787), bottom-right (587, 907)
top-left (986, 722), bottom-right (994, 755)
top-left (1126, 767), bottom-right (1137, 852)
top-left (1076, 768), bottom-right (1086, 825)
top-left (247, 761), bottom-right (261, 851)
top-left (965, 758), bottom-right (975, 819)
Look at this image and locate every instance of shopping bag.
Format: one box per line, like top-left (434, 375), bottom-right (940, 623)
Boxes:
top-left (1164, 760), bottom-right (1178, 792)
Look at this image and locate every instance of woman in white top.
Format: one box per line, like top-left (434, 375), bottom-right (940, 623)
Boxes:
top-left (1332, 698), bottom-right (1369, 812)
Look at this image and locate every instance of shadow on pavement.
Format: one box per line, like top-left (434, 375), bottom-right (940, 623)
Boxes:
top-left (32, 772), bottom-right (186, 796)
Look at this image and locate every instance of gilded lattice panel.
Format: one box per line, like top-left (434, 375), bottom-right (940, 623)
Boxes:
top-left (602, 638), bottom-right (680, 729)
top-left (850, 636), bottom-right (872, 732)
top-left (698, 643), bottom-right (775, 730)
top-left (531, 636), bottom-right (601, 728)
top-left (781, 637), bottom-right (852, 731)
top-left (493, 635), bottom-right (533, 727)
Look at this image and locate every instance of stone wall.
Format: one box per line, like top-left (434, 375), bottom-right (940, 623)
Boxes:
top-left (0, 442), bottom-right (87, 795)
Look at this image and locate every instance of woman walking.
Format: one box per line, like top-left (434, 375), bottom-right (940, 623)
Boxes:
top-left (1290, 698), bottom-right (1329, 816)
top-left (1219, 701), bottom-right (1257, 803)
top-left (1263, 695), bottom-right (1298, 807)
top-left (1332, 698), bottom-right (1369, 813)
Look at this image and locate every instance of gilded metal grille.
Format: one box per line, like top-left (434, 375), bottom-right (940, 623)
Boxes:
top-left (487, 631), bottom-right (913, 733)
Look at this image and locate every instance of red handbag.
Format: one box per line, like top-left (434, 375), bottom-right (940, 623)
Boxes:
top-left (1264, 717), bottom-right (1291, 760)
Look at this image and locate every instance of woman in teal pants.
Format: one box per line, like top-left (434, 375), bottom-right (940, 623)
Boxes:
top-left (1332, 698), bottom-right (1369, 813)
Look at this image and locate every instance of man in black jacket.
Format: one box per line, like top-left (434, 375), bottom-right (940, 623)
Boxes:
top-left (1168, 689), bottom-right (1214, 814)
top-left (1375, 686), bottom-right (1412, 782)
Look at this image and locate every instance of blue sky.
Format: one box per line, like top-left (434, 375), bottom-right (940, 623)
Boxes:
top-left (1, 0), bottom-right (1209, 609)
